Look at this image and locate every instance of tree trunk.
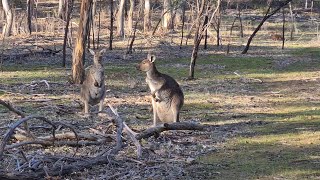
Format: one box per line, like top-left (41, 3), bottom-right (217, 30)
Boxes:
top-left (237, 3), bottom-right (243, 38)
top-left (126, 1), bottom-right (142, 54)
top-left (27, 0), bottom-right (33, 35)
top-left (2, 0), bottom-right (13, 37)
top-left (174, 2), bottom-right (183, 26)
top-left (62, 0), bottom-right (74, 67)
top-left (143, 0), bottom-right (151, 32)
top-left (288, 2), bottom-right (295, 40)
top-left (109, 0), bottom-right (113, 50)
top-left (127, 0), bottom-right (134, 32)
top-left (92, 0), bottom-right (97, 16)
top-left (282, 7), bottom-right (285, 49)
top-left (72, 0), bottom-right (93, 84)
top-left (189, 24), bottom-right (201, 79)
top-left (58, 0), bottom-right (65, 19)
top-left (216, 3), bottom-right (221, 46)
top-left (163, 0), bottom-right (173, 30)
top-left (305, 0), bottom-right (308, 9)
top-left (97, 4), bottom-right (102, 48)
top-left (188, 0), bottom-right (206, 79)
top-left (227, 17), bottom-right (237, 54)
top-left (117, 0), bottom-right (125, 38)
top-left (242, 0), bottom-right (292, 54)
top-left (203, 15), bottom-right (208, 49)
top-left (179, 1), bottom-right (186, 49)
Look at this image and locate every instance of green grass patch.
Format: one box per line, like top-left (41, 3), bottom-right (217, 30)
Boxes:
top-left (291, 47), bottom-right (320, 58)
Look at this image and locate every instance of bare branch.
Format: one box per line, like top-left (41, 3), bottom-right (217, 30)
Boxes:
top-left (136, 122), bottom-right (207, 140)
top-left (0, 115), bottom-right (56, 160)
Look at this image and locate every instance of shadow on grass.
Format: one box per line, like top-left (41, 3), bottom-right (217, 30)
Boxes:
top-left (200, 140), bottom-right (320, 179)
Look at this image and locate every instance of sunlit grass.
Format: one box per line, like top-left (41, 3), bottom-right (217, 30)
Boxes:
top-left (0, 69), bottom-right (67, 84)
top-left (1, 34), bottom-right (320, 179)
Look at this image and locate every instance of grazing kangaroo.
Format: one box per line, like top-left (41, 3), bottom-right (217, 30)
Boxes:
top-left (80, 49), bottom-right (106, 114)
top-left (137, 54), bottom-right (184, 126)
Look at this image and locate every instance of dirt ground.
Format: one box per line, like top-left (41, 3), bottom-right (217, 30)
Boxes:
top-left (1, 7), bottom-right (320, 179)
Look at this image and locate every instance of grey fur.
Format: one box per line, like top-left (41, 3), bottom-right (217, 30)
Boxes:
top-left (137, 54), bottom-right (184, 126)
top-left (80, 49), bottom-right (106, 114)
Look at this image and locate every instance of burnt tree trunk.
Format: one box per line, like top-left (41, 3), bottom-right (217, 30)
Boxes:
top-left (242, 0), bottom-right (292, 54)
top-left (62, 0), bottom-right (74, 67)
top-left (72, 0), bottom-right (93, 84)
top-left (2, 0), bottom-right (13, 37)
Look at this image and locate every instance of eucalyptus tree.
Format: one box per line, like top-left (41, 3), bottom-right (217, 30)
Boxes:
top-left (2, 0), bottom-right (13, 37)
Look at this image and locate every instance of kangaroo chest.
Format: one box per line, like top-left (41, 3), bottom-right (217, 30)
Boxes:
top-left (146, 77), bottom-right (161, 92)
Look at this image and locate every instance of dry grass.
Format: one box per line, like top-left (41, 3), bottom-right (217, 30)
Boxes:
top-left (1, 6), bottom-right (320, 179)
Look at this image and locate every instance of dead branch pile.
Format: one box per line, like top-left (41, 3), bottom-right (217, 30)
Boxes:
top-left (0, 100), bottom-right (207, 179)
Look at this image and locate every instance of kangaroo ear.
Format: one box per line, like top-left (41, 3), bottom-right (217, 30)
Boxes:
top-left (147, 54), bottom-right (156, 62)
top-left (100, 49), bottom-right (106, 55)
top-left (88, 49), bottom-right (95, 55)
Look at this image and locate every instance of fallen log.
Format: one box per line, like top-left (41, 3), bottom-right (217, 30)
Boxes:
top-left (136, 122), bottom-right (207, 140)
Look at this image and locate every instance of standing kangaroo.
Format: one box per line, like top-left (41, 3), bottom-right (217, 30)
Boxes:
top-left (80, 49), bottom-right (106, 114)
top-left (137, 54), bottom-right (184, 126)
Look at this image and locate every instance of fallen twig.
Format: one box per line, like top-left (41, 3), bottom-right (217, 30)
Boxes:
top-left (0, 115), bottom-right (56, 160)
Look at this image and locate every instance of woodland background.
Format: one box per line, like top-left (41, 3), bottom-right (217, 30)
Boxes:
top-left (0, 0), bottom-right (320, 179)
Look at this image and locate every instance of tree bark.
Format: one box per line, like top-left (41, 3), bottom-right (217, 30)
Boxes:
top-left (288, 2), bottom-right (296, 40)
top-left (127, 0), bottom-right (134, 32)
top-left (62, 0), bottom-right (74, 67)
top-left (242, 0), bottom-right (292, 54)
top-left (109, 0), bottom-right (114, 50)
top-left (144, 0), bottom-right (151, 32)
top-left (163, 0), bottom-right (173, 30)
top-left (117, 0), bottom-right (125, 38)
top-left (282, 7), bottom-right (285, 49)
top-left (58, 0), bottom-right (65, 19)
top-left (237, 3), bottom-right (244, 38)
top-left (72, 0), bottom-right (93, 84)
top-left (27, 0), bottom-right (33, 35)
top-left (189, 0), bottom-right (205, 79)
top-left (92, 0), bottom-right (97, 16)
top-left (216, 3), bottom-right (222, 46)
top-left (305, 0), bottom-right (308, 9)
top-left (126, 0), bottom-right (142, 54)
top-left (2, 0), bottom-right (13, 37)
top-left (189, 0), bottom-right (221, 79)
top-left (179, 1), bottom-right (186, 49)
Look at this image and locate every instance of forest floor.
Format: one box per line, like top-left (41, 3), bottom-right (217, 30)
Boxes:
top-left (1, 24), bottom-right (320, 179)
